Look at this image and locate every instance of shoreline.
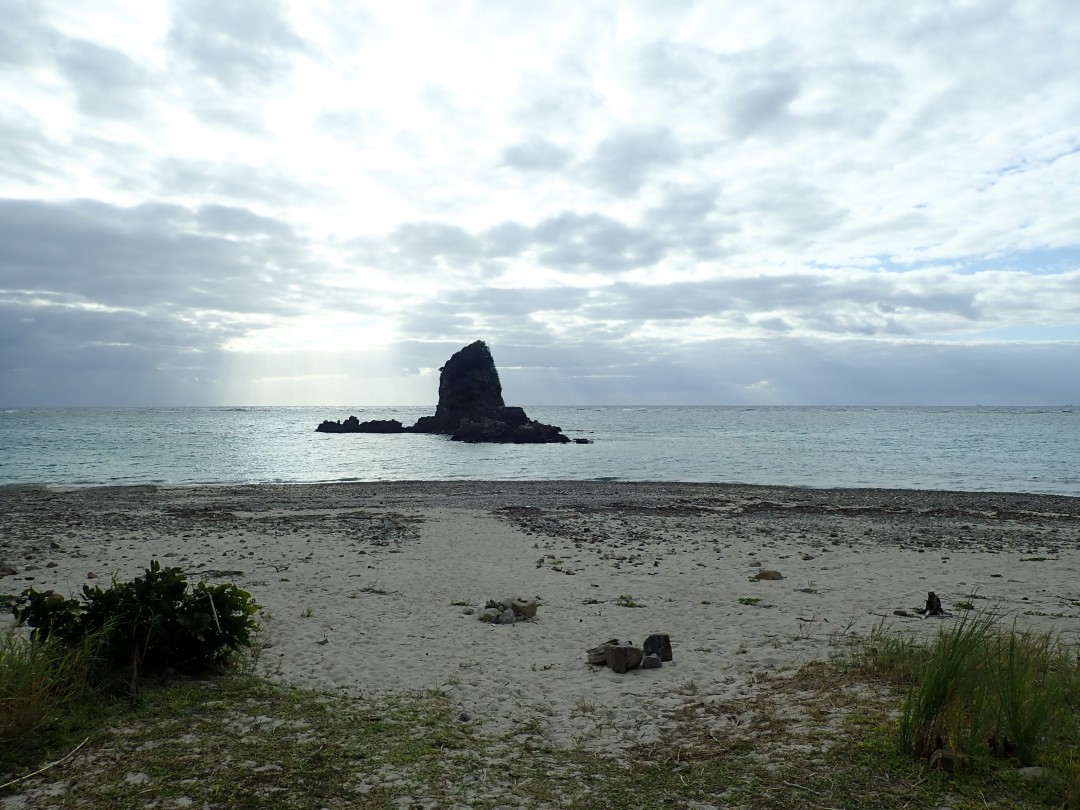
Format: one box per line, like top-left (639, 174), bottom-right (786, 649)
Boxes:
top-left (12, 478), bottom-right (1080, 507)
top-left (3, 480), bottom-right (1079, 750)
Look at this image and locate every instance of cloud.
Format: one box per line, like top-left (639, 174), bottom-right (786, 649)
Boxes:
top-left (500, 139), bottom-right (572, 172)
top-left (1, 1), bottom-right (1079, 406)
top-left (55, 39), bottom-right (154, 120)
top-left (0, 0), bottom-right (54, 67)
top-left (532, 212), bottom-right (667, 271)
top-left (167, 0), bottom-right (308, 93)
top-left (582, 127), bottom-right (686, 196)
top-left (0, 198), bottom-right (313, 314)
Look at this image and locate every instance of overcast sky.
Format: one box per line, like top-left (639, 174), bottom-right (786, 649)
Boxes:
top-left (2, 0), bottom-right (1078, 407)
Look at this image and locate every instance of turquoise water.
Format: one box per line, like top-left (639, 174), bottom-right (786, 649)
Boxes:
top-left (0, 406), bottom-right (1077, 495)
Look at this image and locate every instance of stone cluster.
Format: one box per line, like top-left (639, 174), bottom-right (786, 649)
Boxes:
top-left (477, 596), bottom-right (539, 625)
top-left (587, 634), bottom-right (673, 674)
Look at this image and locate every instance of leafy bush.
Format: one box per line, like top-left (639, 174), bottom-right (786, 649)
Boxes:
top-left (13, 561), bottom-right (258, 685)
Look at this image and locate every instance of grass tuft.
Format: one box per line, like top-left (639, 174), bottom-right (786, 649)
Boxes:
top-left (1, 629), bottom-right (107, 771)
top-left (846, 609), bottom-right (1078, 776)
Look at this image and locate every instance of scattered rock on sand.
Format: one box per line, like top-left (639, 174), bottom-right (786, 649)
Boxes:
top-left (605, 643), bottom-right (644, 674)
top-left (587, 639), bottom-right (627, 665)
top-left (753, 570), bottom-right (784, 581)
top-left (588, 636), bottom-right (672, 674)
top-left (479, 597), bottom-right (538, 624)
top-left (511, 598), bottom-right (538, 619)
top-left (643, 633), bottom-right (673, 662)
top-left (0, 561), bottom-right (17, 577)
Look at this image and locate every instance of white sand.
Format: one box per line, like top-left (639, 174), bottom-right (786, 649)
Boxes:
top-left (3, 482), bottom-right (1079, 750)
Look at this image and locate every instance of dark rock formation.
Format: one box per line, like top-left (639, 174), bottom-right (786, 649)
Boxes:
top-left (410, 340), bottom-right (506, 434)
top-left (316, 417), bottom-right (404, 434)
top-left (317, 340), bottom-right (573, 443)
top-left (407, 341), bottom-right (569, 443)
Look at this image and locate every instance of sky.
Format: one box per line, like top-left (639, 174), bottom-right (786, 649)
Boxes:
top-left (1, 0), bottom-right (1079, 407)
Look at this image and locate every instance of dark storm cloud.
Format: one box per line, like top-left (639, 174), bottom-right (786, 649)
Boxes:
top-left (0, 198), bottom-right (312, 315)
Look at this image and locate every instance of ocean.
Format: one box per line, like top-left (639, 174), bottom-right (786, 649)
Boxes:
top-left (0, 406), bottom-right (1077, 496)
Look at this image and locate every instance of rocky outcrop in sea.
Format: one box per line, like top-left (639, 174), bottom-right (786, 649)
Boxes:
top-left (316, 341), bottom-right (574, 444)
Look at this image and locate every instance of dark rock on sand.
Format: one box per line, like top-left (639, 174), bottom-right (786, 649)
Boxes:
top-left (641, 653), bottom-right (663, 669)
top-left (605, 643), bottom-right (644, 674)
top-left (752, 570), bottom-right (784, 581)
top-left (511, 598), bottom-right (538, 619)
top-left (643, 633), bottom-right (673, 662)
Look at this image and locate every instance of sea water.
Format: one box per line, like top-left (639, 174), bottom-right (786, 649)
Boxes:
top-left (0, 406), bottom-right (1077, 495)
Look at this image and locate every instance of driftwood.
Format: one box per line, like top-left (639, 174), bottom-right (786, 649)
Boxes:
top-left (0, 737), bottom-right (90, 790)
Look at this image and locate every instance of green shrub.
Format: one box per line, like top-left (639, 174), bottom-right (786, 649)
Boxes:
top-left (13, 561), bottom-right (259, 685)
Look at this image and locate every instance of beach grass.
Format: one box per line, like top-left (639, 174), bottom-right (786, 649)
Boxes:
top-left (0, 629), bottom-right (108, 772)
top-left (3, 621), bottom-right (1078, 809)
top-left (849, 610), bottom-right (1079, 774)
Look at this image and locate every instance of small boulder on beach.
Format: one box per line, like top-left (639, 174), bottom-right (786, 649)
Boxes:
top-left (752, 570), bottom-right (784, 581)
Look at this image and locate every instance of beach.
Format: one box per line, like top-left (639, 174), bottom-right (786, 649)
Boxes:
top-left (3, 481), bottom-right (1079, 752)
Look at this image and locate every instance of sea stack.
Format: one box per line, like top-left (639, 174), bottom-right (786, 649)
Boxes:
top-left (316, 341), bottom-right (572, 444)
